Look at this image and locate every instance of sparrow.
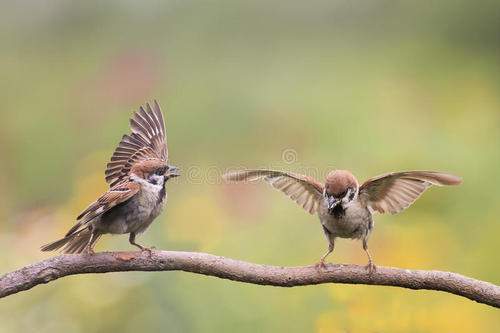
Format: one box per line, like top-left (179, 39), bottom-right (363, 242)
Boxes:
top-left (223, 169), bottom-right (461, 272)
top-left (41, 101), bottom-right (179, 254)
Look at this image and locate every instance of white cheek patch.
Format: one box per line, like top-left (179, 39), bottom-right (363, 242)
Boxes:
top-left (341, 188), bottom-right (358, 205)
top-left (131, 174), bottom-right (163, 191)
top-left (130, 174), bottom-right (146, 184)
top-left (148, 174), bottom-right (165, 187)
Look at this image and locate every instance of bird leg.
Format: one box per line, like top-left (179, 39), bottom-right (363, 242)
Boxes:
top-left (316, 227), bottom-right (335, 269)
top-left (363, 238), bottom-right (376, 274)
top-left (317, 243), bottom-right (334, 269)
top-left (129, 232), bottom-right (154, 254)
top-left (84, 227), bottom-right (96, 255)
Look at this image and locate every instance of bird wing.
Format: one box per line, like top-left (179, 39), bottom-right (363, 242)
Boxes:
top-left (359, 171), bottom-right (462, 215)
top-left (223, 169), bottom-right (324, 215)
top-left (65, 181), bottom-right (140, 237)
top-left (105, 100), bottom-right (168, 187)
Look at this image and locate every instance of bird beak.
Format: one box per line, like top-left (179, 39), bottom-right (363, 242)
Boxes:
top-left (326, 196), bottom-right (340, 212)
top-left (166, 165), bottom-right (180, 178)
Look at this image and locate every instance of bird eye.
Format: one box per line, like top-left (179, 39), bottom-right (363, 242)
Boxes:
top-left (338, 190), bottom-right (347, 198)
top-left (154, 167), bottom-right (167, 175)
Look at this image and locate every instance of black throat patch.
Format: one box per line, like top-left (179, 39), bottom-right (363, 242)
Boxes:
top-left (329, 204), bottom-right (345, 219)
top-left (156, 183), bottom-right (167, 206)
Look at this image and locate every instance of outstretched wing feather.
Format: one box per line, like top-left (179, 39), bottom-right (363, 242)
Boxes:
top-left (223, 169), bottom-right (324, 215)
top-left (359, 171), bottom-right (462, 215)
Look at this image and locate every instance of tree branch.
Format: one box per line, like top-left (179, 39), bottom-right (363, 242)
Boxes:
top-left (1, 250), bottom-right (498, 308)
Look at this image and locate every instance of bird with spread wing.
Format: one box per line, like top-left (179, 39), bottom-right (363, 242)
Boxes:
top-left (42, 101), bottom-right (179, 254)
top-left (223, 169), bottom-right (461, 272)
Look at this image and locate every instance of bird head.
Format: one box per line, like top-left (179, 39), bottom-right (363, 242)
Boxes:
top-left (324, 170), bottom-right (359, 213)
top-left (131, 160), bottom-right (180, 186)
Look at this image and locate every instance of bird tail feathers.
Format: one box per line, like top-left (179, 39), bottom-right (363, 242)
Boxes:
top-left (41, 228), bottom-right (100, 254)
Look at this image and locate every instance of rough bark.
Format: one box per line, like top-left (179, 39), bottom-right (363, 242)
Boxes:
top-left (0, 251), bottom-right (498, 308)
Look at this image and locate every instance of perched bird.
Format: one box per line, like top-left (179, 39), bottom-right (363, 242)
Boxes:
top-left (223, 169), bottom-right (461, 272)
top-left (41, 101), bottom-right (179, 254)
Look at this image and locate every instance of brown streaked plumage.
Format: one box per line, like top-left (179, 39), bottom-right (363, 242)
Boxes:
top-left (105, 100), bottom-right (167, 187)
top-left (223, 169), bottom-right (462, 272)
top-left (42, 101), bottom-right (179, 254)
top-left (359, 171), bottom-right (461, 214)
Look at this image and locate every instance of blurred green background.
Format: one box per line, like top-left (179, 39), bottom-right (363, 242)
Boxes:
top-left (0, 1), bottom-right (499, 332)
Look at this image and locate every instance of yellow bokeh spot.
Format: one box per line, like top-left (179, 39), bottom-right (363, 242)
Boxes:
top-left (166, 189), bottom-right (226, 251)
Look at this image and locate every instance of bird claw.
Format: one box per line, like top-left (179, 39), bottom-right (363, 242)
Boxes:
top-left (315, 260), bottom-right (329, 271)
top-left (140, 246), bottom-right (155, 256)
top-left (131, 242), bottom-right (155, 255)
top-left (365, 262), bottom-right (376, 274)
